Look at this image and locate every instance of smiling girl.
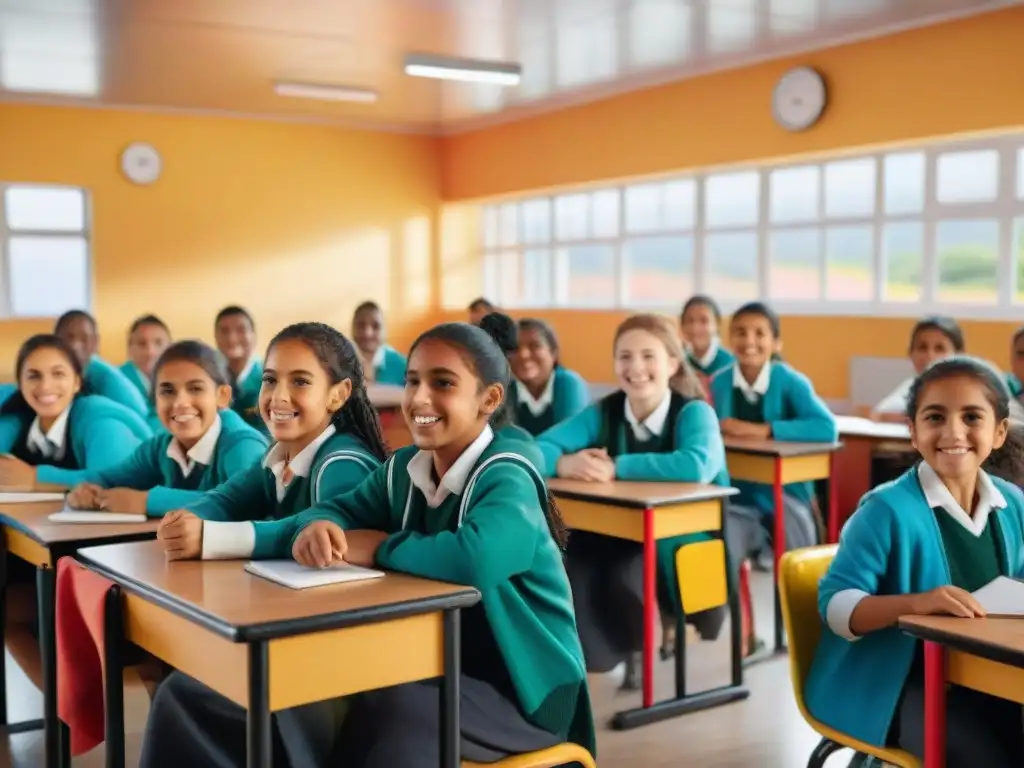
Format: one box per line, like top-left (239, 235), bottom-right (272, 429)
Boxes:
top-left (66, 341), bottom-right (268, 516)
top-left (535, 313), bottom-right (729, 680)
top-left (873, 315), bottom-right (964, 420)
top-left (0, 335), bottom-right (152, 489)
top-left (121, 314), bottom-right (172, 431)
top-left (680, 295), bottom-right (735, 380)
top-left (351, 300), bottom-right (406, 385)
top-left (214, 305), bottom-right (264, 432)
top-left (807, 357), bottom-right (1024, 765)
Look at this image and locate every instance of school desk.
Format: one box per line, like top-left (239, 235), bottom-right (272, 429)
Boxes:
top-left (899, 614), bottom-right (1024, 768)
top-left (76, 540), bottom-right (480, 768)
top-left (834, 416), bottom-right (912, 529)
top-left (548, 478), bottom-right (747, 730)
top-left (723, 438), bottom-right (843, 653)
top-left (0, 497), bottom-right (158, 768)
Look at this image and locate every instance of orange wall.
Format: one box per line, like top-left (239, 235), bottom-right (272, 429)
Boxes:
top-left (0, 103), bottom-right (439, 378)
top-left (437, 7), bottom-right (1024, 397)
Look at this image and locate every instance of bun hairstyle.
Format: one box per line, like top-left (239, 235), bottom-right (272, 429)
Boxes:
top-left (152, 340), bottom-right (230, 393)
top-left (1, 334), bottom-right (85, 416)
top-left (910, 315), bottom-right (964, 353)
top-left (266, 323), bottom-right (388, 462)
top-left (613, 314), bottom-right (706, 401)
top-left (478, 312), bottom-right (519, 358)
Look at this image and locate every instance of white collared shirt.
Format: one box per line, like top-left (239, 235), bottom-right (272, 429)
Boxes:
top-left (689, 338), bottom-right (720, 371)
top-left (406, 425), bottom-right (494, 508)
top-left (234, 356), bottom-right (258, 386)
top-left (166, 414), bottom-right (222, 478)
top-left (826, 463), bottom-right (1007, 642)
top-left (624, 391), bottom-right (672, 441)
top-left (733, 362), bottom-right (771, 404)
top-left (515, 375), bottom-right (555, 417)
top-left (263, 424), bottom-right (337, 502)
top-left (27, 409), bottom-right (71, 460)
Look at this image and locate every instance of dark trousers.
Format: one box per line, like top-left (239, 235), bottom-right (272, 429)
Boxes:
top-left (139, 671), bottom-right (560, 768)
top-left (724, 497), bottom-right (818, 576)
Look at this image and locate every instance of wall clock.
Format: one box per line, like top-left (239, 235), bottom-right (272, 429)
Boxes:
top-left (120, 142), bottom-right (162, 185)
top-left (772, 67), bottom-right (827, 132)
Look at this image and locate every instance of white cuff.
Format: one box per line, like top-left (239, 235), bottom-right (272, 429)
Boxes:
top-left (201, 521), bottom-right (256, 560)
top-left (826, 589), bottom-right (870, 641)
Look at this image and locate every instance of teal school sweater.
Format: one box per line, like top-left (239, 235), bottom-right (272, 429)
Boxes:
top-left (229, 359), bottom-right (266, 433)
top-left (806, 468), bottom-right (1024, 746)
top-left (0, 384), bottom-right (16, 408)
top-left (289, 432), bottom-right (596, 756)
top-left (374, 345), bottom-right (407, 386)
top-left (708, 362), bottom-right (837, 511)
top-left (0, 395), bottom-right (152, 486)
top-left (118, 361), bottom-right (164, 433)
top-left (507, 367), bottom-right (590, 436)
top-left (86, 356), bottom-right (149, 420)
top-left (83, 409), bottom-right (268, 516)
top-left (1006, 372), bottom-right (1022, 398)
top-left (687, 345), bottom-right (736, 378)
top-left (188, 430), bottom-right (381, 555)
top-left (535, 391), bottom-right (730, 613)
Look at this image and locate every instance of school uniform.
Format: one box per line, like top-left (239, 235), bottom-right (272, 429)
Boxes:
top-left (506, 366), bottom-right (590, 436)
top-left (118, 361), bottom-right (163, 433)
top-left (84, 356), bottom-right (149, 420)
top-left (227, 356), bottom-right (265, 433)
top-left (807, 464), bottom-right (1024, 765)
top-left (0, 395), bottom-right (152, 487)
top-left (708, 361), bottom-right (837, 561)
top-left (535, 389), bottom-right (730, 670)
top-left (686, 339), bottom-right (735, 379)
top-left (0, 384), bottom-right (16, 408)
top-left (1006, 373), bottom-right (1022, 399)
top-left (363, 344), bottom-right (406, 386)
top-left (80, 409), bottom-right (268, 516)
top-left (140, 426), bottom-right (594, 768)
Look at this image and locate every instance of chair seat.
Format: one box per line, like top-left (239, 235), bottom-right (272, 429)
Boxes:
top-left (462, 743), bottom-right (596, 768)
top-left (809, 717), bottom-right (921, 768)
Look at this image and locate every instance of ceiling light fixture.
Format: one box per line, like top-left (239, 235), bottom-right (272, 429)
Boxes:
top-left (403, 53), bottom-right (521, 86)
top-left (273, 82), bottom-right (378, 103)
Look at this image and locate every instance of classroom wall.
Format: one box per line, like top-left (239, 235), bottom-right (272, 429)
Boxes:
top-left (438, 6), bottom-right (1024, 397)
top-left (0, 103), bottom-right (440, 379)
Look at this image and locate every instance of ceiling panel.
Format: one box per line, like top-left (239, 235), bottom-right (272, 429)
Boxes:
top-left (0, 0), bottom-right (1016, 133)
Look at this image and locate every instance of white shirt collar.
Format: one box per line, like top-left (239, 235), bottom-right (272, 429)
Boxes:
top-left (515, 374), bottom-right (555, 417)
top-left (235, 356), bottom-right (258, 385)
top-left (371, 345), bottom-right (386, 368)
top-left (624, 390), bottom-right (672, 441)
top-left (263, 423), bottom-right (336, 502)
top-left (28, 408), bottom-right (71, 460)
top-left (917, 462), bottom-right (1007, 537)
top-left (733, 362), bottom-right (772, 404)
top-left (166, 414), bottom-right (222, 478)
top-left (406, 425), bottom-right (494, 508)
top-left (689, 338), bottom-right (720, 370)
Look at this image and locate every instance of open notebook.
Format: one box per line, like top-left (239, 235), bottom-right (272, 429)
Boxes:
top-left (244, 560), bottom-right (385, 590)
top-left (972, 576), bottom-right (1024, 618)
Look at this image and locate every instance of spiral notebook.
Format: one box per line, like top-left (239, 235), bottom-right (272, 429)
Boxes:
top-left (244, 560), bottom-right (385, 590)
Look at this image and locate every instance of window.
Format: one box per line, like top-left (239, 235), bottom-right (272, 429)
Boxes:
top-left (936, 150), bottom-right (998, 204)
top-left (622, 237), bottom-right (694, 306)
top-left (825, 158), bottom-right (875, 219)
top-left (825, 226), bottom-right (873, 301)
top-left (770, 166), bottom-right (818, 224)
top-left (1015, 218), bottom-right (1024, 303)
top-left (706, 171), bottom-right (759, 228)
top-left (557, 244), bottom-right (616, 308)
top-left (769, 228), bottom-right (820, 300)
top-left (1018, 149), bottom-right (1024, 200)
top-left (1, 184), bottom-right (90, 317)
top-left (705, 232), bottom-right (758, 301)
top-left (883, 152), bottom-right (924, 215)
top-left (882, 222), bottom-right (923, 302)
top-left (935, 220), bottom-right (999, 304)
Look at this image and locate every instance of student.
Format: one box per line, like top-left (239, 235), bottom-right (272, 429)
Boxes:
top-left (680, 295), bottom-right (735, 379)
top-left (1005, 326), bottom-right (1024, 400)
top-left (507, 317), bottom-right (589, 436)
top-left (0, 335), bottom-right (152, 489)
top-left (467, 296), bottom-right (496, 326)
top-left (121, 314), bottom-right (172, 432)
top-left (535, 314), bottom-right (729, 677)
top-left (351, 300), bottom-right (406, 385)
top-left (65, 340), bottom-right (268, 516)
top-left (141, 321), bottom-right (594, 768)
top-left (54, 309), bottom-right (150, 419)
top-left (708, 301), bottom-right (837, 562)
top-left (153, 322), bottom-right (388, 563)
top-left (873, 315), bottom-right (964, 420)
top-left (806, 357), bottom-right (1024, 766)
top-left (214, 305), bottom-right (264, 432)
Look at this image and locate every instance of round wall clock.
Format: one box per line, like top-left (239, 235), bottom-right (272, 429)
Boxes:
top-left (120, 142), bottom-right (162, 185)
top-left (772, 67), bottom-right (827, 132)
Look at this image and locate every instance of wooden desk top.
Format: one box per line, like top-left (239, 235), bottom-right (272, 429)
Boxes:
top-left (367, 384), bottom-right (404, 410)
top-left (548, 478), bottom-right (738, 509)
top-left (0, 500), bottom-right (159, 548)
top-left (77, 540), bottom-right (481, 643)
top-left (835, 415), bottom-right (911, 441)
top-left (899, 615), bottom-right (1024, 668)
top-left (723, 437), bottom-right (843, 457)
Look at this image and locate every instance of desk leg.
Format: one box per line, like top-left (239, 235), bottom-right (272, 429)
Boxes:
top-left (0, 534), bottom-right (44, 735)
top-left (247, 642), bottom-right (271, 768)
top-left (440, 609), bottom-right (460, 768)
top-left (827, 453), bottom-right (839, 544)
top-left (642, 506), bottom-right (655, 710)
top-left (104, 585), bottom-right (125, 768)
top-left (923, 641), bottom-right (946, 768)
top-left (772, 457), bottom-right (786, 653)
top-left (37, 564), bottom-right (69, 768)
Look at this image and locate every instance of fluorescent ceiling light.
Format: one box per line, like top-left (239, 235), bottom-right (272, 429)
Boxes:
top-left (404, 53), bottom-right (521, 86)
top-left (274, 82), bottom-right (378, 103)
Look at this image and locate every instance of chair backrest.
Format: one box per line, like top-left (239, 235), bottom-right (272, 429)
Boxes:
top-left (778, 545), bottom-right (837, 718)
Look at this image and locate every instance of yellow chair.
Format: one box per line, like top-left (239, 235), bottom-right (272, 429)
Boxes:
top-left (778, 545), bottom-right (921, 768)
top-left (463, 743), bottom-right (596, 768)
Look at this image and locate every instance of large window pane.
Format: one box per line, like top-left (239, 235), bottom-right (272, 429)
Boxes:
top-left (622, 237), bottom-right (694, 306)
top-left (5, 185), bottom-right (86, 232)
top-left (664, 180), bottom-right (696, 230)
top-left (9, 235), bottom-right (89, 316)
top-left (490, 250), bottom-right (523, 307)
top-left (882, 222), bottom-right (923, 302)
top-left (483, 207), bottom-right (499, 249)
top-left (625, 184), bottom-right (660, 233)
top-left (499, 204), bottom-right (518, 247)
top-left (705, 231), bottom-right (758, 300)
top-left (769, 165), bottom-right (819, 224)
top-left (825, 158), bottom-right (875, 218)
top-left (629, 0), bottom-right (692, 68)
top-left (825, 226), bottom-right (873, 301)
top-left (520, 199), bottom-right (551, 244)
top-left (558, 244), bottom-right (616, 307)
top-left (883, 152), bottom-right (924, 215)
top-left (705, 171), bottom-right (759, 228)
top-left (769, 228), bottom-right (820, 300)
top-left (625, 180), bottom-right (695, 233)
top-left (482, 251), bottom-right (499, 299)
top-left (554, 194), bottom-right (588, 240)
top-left (936, 150), bottom-right (999, 204)
top-left (1015, 218), bottom-right (1024, 303)
top-left (936, 219), bottom-right (998, 304)
top-left (523, 249), bottom-right (552, 305)
top-left (1018, 148), bottom-right (1024, 199)
top-left (590, 189), bottom-right (620, 238)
